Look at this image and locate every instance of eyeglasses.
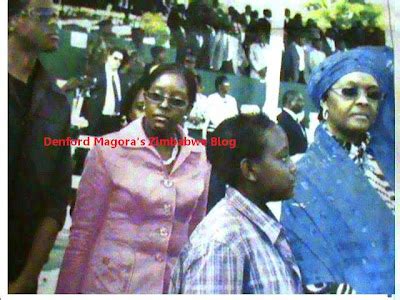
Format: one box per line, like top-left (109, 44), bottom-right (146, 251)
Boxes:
top-left (22, 8), bottom-right (59, 23)
top-left (145, 92), bottom-right (188, 108)
top-left (330, 86), bottom-right (384, 101)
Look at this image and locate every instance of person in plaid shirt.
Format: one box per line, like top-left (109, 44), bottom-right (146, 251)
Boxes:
top-left (169, 114), bottom-right (302, 294)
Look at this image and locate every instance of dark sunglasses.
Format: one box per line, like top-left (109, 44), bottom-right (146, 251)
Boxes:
top-left (331, 87), bottom-right (384, 101)
top-left (145, 92), bottom-right (188, 108)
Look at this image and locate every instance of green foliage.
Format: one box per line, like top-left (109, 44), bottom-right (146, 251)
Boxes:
top-left (140, 12), bottom-right (170, 46)
top-left (304, 0), bottom-right (386, 30)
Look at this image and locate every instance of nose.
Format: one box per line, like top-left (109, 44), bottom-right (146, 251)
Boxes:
top-left (159, 97), bottom-right (169, 108)
top-left (355, 91), bottom-right (369, 106)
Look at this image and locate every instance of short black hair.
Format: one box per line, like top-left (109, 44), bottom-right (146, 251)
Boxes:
top-left (9, 0), bottom-right (30, 19)
top-left (215, 75), bottom-right (228, 90)
top-left (207, 114), bottom-right (275, 188)
top-left (142, 64), bottom-right (197, 106)
top-left (282, 90), bottom-right (303, 106)
top-left (150, 46), bottom-right (166, 59)
top-left (107, 47), bottom-right (125, 57)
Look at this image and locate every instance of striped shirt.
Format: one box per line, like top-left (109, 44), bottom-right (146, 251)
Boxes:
top-left (169, 187), bottom-right (302, 294)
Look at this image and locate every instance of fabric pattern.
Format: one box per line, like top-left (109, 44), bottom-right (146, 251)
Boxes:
top-left (56, 118), bottom-right (211, 294)
top-left (281, 124), bottom-right (395, 294)
top-left (170, 187), bottom-right (302, 294)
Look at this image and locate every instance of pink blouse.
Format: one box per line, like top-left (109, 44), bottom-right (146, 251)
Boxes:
top-left (56, 118), bottom-right (211, 293)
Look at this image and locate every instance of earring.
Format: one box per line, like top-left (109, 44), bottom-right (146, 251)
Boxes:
top-left (323, 107), bottom-right (329, 120)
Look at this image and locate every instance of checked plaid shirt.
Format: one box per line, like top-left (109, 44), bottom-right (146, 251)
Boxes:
top-left (169, 187), bottom-right (303, 294)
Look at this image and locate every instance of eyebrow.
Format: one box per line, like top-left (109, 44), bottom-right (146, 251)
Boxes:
top-left (335, 80), bottom-right (379, 88)
top-left (148, 88), bottom-right (188, 97)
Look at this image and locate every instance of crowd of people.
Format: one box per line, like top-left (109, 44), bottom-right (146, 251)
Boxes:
top-left (8, 0), bottom-right (394, 295)
top-left (61, 0), bottom-right (386, 84)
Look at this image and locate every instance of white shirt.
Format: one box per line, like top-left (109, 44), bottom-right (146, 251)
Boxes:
top-left (206, 93), bottom-right (239, 128)
top-left (102, 63), bottom-right (122, 116)
top-left (326, 37), bottom-right (336, 52)
top-left (249, 42), bottom-right (271, 79)
top-left (294, 43), bottom-right (305, 71)
top-left (308, 48), bottom-right (326, 71)
top-left (185, 93), bottom-right (209, 130)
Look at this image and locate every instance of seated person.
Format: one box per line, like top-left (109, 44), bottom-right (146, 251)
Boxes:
top-left (121, 77), bottom-right (146, 124)
top-left (206, 75), bottom-right (239, 130)
top-left (184, 75), bottom-right (209, 139)
top-left (169, 114), bottom-right (302, 294)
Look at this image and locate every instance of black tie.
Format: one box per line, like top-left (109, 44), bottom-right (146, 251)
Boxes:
top-left (112, 74), bottom-right (121, 114)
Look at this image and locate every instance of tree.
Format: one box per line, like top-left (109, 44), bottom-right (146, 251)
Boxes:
top-left (304, 0), bottom-right (385, 30)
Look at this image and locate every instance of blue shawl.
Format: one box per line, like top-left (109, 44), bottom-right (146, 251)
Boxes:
top-left (281, 125), bottom-right (395, 294)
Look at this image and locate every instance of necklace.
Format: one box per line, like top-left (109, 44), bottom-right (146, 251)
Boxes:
top-left (162, 135), bottom-right (179, 165)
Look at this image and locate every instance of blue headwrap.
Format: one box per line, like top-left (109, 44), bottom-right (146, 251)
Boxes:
top-left (308, 46), bottom-right (394, 186)
top-left (307, 47), bottom-right (387, 108)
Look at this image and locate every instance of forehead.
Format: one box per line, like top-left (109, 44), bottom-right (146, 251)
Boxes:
top-left (262, 126), bottom-right (288, 155)
top-left (150, 73), bottom-right (188, 92)
top-left (332, 72), bottom-right (378, 88)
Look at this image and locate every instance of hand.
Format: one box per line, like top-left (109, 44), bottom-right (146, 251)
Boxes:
top-left (8, 276), bottom-right (38, 294)
top-left (258, 68), bottom-right (266, 78)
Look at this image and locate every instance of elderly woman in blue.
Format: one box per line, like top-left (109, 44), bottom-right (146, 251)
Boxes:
top-left (281, 47), bottom-right (395, 294)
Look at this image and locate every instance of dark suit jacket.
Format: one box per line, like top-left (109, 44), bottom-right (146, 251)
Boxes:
top-left (277, 110), bottom-right (308, 155)
top-left (82, 66), bottom-right (128, 134)
top-left (282, 42), bottom-right (301, 82)
top-left (9, 63), bottom-right (71, 280)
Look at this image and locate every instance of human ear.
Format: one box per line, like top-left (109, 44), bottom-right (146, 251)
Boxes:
top-left (240, 158), bottom-right (257, 182)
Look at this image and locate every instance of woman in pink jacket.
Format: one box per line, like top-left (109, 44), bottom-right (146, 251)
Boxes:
top-left (56, 64), bottom-right (211, 294)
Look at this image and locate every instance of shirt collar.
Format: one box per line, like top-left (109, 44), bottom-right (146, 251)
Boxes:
top-left (322, 123), bottom-right (370, 164)
top-left (283, 107), bottom-right (300, 122)
top-left (225, 186), bottom-right (282, 244)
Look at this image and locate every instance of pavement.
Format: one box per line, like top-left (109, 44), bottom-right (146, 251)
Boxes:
top-left (38, 209), bottom-right (71, 294)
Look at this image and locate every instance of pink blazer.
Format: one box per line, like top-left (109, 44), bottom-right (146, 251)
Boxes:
top-left (56, 118), bottom-right (211, 293)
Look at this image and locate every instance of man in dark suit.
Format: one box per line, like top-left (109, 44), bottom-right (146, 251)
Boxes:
top-left (277, 90), bottom-right (308, 155)
top-left (82, 47), bottom-right (129, 136)
top-left (282, 30), bottom-right (307, 83)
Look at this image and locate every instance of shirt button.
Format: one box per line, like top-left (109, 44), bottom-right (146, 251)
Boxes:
top-left (159, 227), bottom-right (169, 237)
top-left (164, 203), bottom-right (172, 215)
top-left (163, 179), bottom-right (173, 188)
top-left (102, 257), bottom-right (110, 265)
top-left (155, 253), bottom-right (164, 262)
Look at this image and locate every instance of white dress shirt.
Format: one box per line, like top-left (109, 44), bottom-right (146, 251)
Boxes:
top-left (294, 43), bottom-right (305, 71)
top-left (249, 42), bottom-right (271, 80)
top-left (102, 63), bottom-right (122, 116)
top-left (206, 93), bottom-right (239, 129)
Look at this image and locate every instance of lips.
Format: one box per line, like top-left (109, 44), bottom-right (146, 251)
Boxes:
top-left (350, 112), bottom-right (370, 120)
top-left (153, 114), bottom-right (169, 123)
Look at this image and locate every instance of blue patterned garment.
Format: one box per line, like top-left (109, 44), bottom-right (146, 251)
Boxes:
top-left (281, 125), bottom-right (395, 294)
top-left (169, 187), bottom-right (303, 294)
